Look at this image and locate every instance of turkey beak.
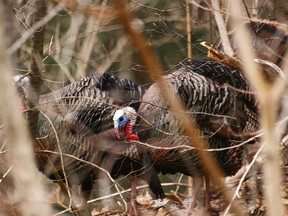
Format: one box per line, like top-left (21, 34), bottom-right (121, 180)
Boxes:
top-left (114, 128), bottom-right (121, 139)
top-left (114, 121), bottom-right (121, 139)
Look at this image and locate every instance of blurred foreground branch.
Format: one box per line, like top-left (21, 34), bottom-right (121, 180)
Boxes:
top-left (113, 0), bottom-right (244, 215)
top-left (0, 1), bottom-right (52, 215)
top-left (229, 1), bottom-right (286, 215)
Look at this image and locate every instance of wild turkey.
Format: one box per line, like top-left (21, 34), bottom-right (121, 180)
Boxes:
top-left (230, 20), bottom-right (288, 67)
top-left (218, 19), bottom-right (288, 82)
top-left (219, 19), bottom-right (288, 164)
top-left (16, 72), bottom-right (146, 134)
top-left (113, 59), bottom-right (258, 211)
top-left (14, 72), bottom-right (164, 210)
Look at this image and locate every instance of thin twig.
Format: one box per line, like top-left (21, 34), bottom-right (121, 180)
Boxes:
top-left (53, 182), bottom-right (191, 216)
top-left (8, 4), bottom-right (63, 54)
top-left (39, 111), bottom-right (73, 208)
top-left (223, 144), bottom-right (264, 215)
top-left (0, 166), bottom-right (13, 184)
top-left (39, 149), bottom-right (127, 208)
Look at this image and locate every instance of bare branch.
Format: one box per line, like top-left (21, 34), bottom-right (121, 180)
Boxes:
top-left (8, 4), bottom-right (63, 55)
top-left (229, 1), bottom-right (286, 215)
top-left (211, 0), bottom-right (234, 56)
top-left (0, 1), bottom-right (52, 215)
top-left (113, 0), bottom-right (244, 215)
top-left (75, 0), bottom-right (108, 79)
top-left (201, 41), bottom-right (242, 70)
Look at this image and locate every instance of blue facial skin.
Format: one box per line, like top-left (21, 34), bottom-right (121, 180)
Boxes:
top-left (118, 115), bottom-right (128, 127)
top-left (115, 114), bottom-right (128, 129)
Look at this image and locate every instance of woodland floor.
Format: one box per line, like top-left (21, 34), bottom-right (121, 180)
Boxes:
top-left (3, 148), bottom-right (288, 216)
top-left (3, 168), bottom-right (288, 216)
top-left (66, 169), bottom-right (288, 216)
top-left (72, 152), bottom-right (288, 216)
top-left (83, 166), bottom-right (288, 216)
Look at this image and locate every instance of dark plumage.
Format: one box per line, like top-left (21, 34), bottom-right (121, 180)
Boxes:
top-left (15, 72), bottom-right (164, 208)
top-left (136, 59), bottom-right (257, 140)
top-left (113, 59), bottom-right (258, 210)
top-left (38, 73), bottom-right (146, 134)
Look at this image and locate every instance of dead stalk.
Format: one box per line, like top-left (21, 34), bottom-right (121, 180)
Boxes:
top-left (229, 1), bottom-right (286, 215)
top-left (185, 0), bottom-right (193, 197)
top-left (75, 0), bottom-right (108, 79)
top-left (8, 4), bottom-right (63, 55)
top-left (113, 0), bottom-right (244, 215)
top-left (186, 0), bottom-right (192, 60)
top-left (211, 0), bottom-right (234, 56)
top-left (0, 1), bottom-right (52, 215)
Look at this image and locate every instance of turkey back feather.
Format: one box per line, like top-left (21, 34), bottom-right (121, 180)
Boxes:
top-left (138, 60), bottom-right (257, 139)
top-left (135, 59), bottom-right (258, 178)
top-left (38, 73), bottom-right (146, 135)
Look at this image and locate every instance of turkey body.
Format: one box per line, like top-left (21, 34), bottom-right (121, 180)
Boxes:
top-left (38, 72), bottom-right (146, 135)
top-left (111, 59), bottom-right (258, 211)
top-left (218, 19), bottom-right (288, 82)
top-left (16, 72), bottom-right (164, 206)
top-left (227, 20), bottom-right (288, 68)
top-left (130, 59), bottom-right (258, 183)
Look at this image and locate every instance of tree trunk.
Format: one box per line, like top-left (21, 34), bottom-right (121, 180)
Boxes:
top-left (27, 0), bottom-right (46, 138)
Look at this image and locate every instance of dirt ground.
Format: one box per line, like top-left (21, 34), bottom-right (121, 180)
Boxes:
top-left (83, 160), bottom-right (288, 216)
top-left (84, 152), bottom-right (285, 216)
top-left (86, 172), bottom-right (272, 216)
top-left (1, 169), bottom-right (285, 216)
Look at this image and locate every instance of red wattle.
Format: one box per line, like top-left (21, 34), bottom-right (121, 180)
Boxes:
top-left (127, 134), bottom-right (139, 141)
top-left (125, 122), bottom-right (138, 141)
top-left (20, 106), bottom-right (27, 111)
